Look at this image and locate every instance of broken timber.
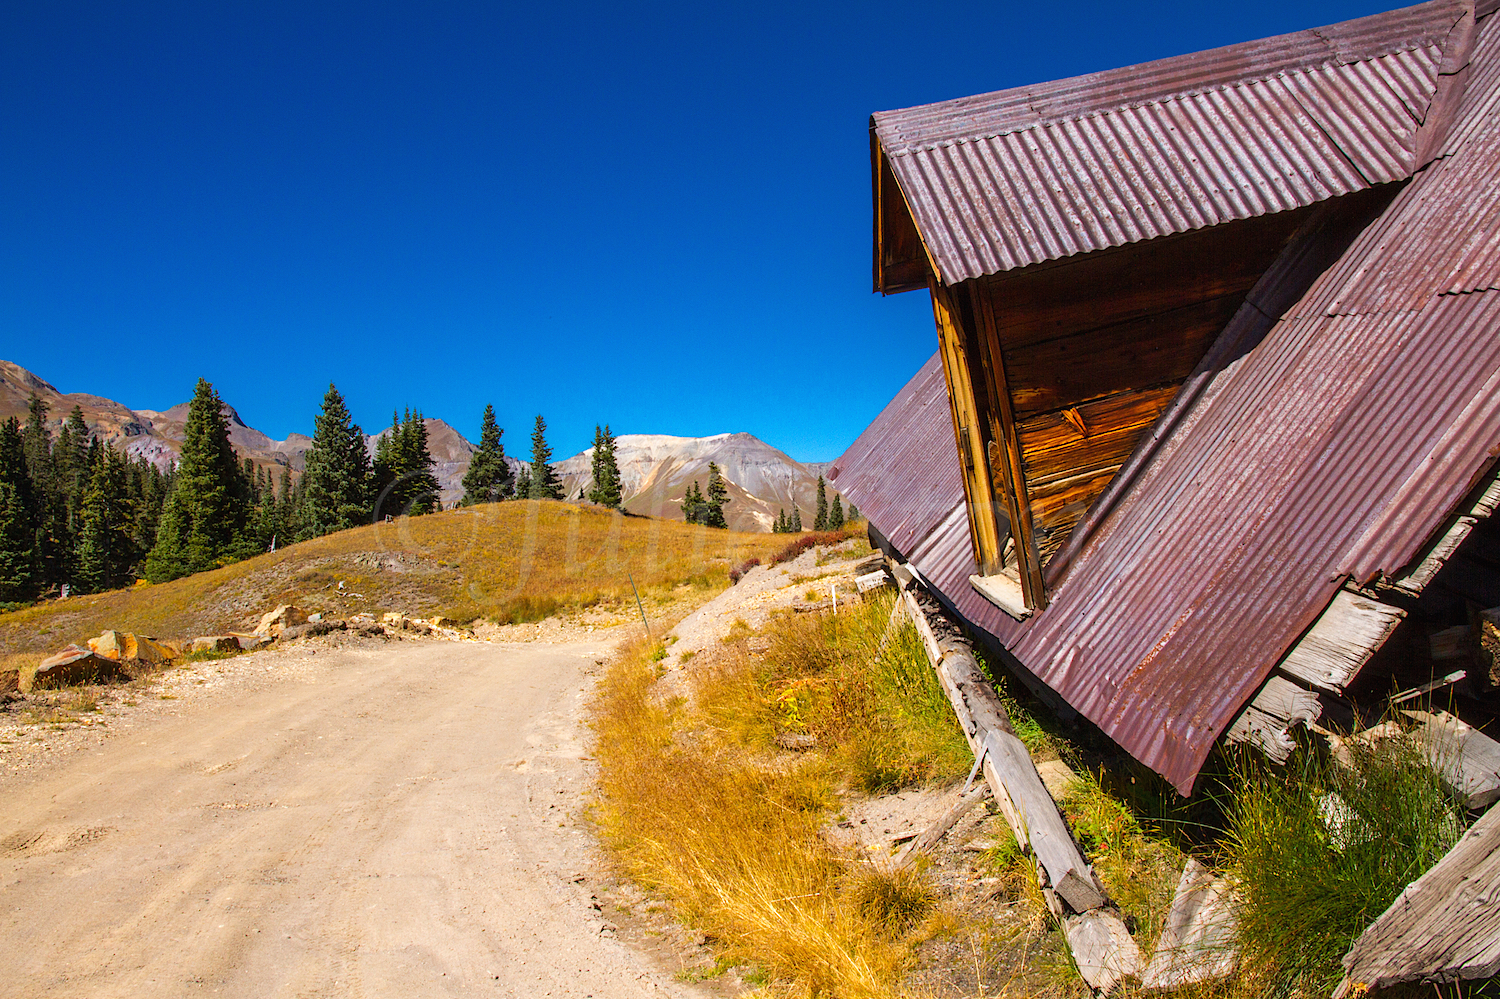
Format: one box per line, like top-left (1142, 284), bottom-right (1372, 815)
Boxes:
top-left (1334, 802), bottom-right (1500, 997)
top-left (888, 559), bottom-right (1139, 992)
top-left (1226, 584), bottom-right (1404, 762)
top-left (891, 784), bottom-right (993, 870)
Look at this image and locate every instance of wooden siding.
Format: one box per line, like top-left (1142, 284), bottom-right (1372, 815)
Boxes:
top-left (972, 207), bottom-right (1315, 569)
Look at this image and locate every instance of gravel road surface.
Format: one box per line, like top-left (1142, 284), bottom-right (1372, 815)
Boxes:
top-left (0, 637), bottom-right (702, 999)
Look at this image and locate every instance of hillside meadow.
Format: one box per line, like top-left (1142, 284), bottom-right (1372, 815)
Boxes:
top-left (0, 499), bottom-right (788, 672)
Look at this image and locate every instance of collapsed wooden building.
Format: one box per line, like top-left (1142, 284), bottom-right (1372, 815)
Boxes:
top-left (834, 0), bottom-right (1500, 799)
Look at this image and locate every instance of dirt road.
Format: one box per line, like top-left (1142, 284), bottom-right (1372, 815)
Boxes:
top-left (0, 638), bottom-right (700, 998)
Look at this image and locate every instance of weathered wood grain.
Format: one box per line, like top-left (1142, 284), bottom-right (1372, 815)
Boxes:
top-left (1277, 589), bottom-right (1406, 693)
top-left (1141, 858), bottom-right (1239, 991)
top-left (978, 206), bottom-right (1314, 353)
top-left (1335, 804), bottom-right (1500, 997)
top-left (1003, 296), bottom-right (1240, 418)
top-left (1066, 910), bottom-right (1143, 994)
top-left (1406, 709), bottom-right (1500, 809)
top-left (1016, 385), bottom-right (1181, 485)
top-left (1225, 675), bottom-right (1322, 764)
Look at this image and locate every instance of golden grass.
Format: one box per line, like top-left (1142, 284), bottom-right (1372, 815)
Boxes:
top-left (0, 501), bottom-right (789, 658)
top-left (591, 594), bottom-right (974, 998)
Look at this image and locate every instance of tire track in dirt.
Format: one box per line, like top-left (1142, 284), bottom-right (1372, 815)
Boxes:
top-left (0, 638), bottom-right (707, 998)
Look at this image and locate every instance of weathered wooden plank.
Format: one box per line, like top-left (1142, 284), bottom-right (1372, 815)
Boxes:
top-left (892, 784), bottom-right (993, 870)
top-left (894, 574), bottom-right (1106, 912)
top-left (1004, 296), bottom-right (1238, 418)
top-left (1066, 910), bottom-right (1143, 994)
top-left (1391, 476), bottom-right (1500, 597)
top-left (1017, 384), bottom-right (1181, 485)
top-left (1278, 589), bottom-right (1406, 693)
top-left (1405, 709), bottom-right (1500, 809)
top-left (1225, 675), bottom-right (1322, 764)
top-left (1141, 859), bottom-right (1239, 990)
top-left (980, 205), bottom-right (1314, 353)
top-left (1335, 804), bottom-right (1500, 997)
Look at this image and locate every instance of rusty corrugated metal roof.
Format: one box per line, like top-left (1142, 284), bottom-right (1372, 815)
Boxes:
top-left (874, 1), bottom-right (1468, 287)
top-left (839, 3), bottom-right (1500, 794)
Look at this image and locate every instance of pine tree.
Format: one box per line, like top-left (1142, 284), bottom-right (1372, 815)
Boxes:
top-left (144, 379), bottom-right (254, 582)
top-left (0, 481), bottom-right (32, 603)
top-left (682, 481), bottom-right (704, 525)
top-left (299, 383), bottom-right (372, 537)
top-left (21, 394), bottom-right (63, 588)
top-left (527, 415), bottom-right (563, 500)
top-left (829, 494), bottom-right (845, 530)
top-left (791, 504), bottom-right (802, 532)
top-left (587, 424), bottom-right (623, 509)
top-left (704, 462), bottom-right (729, 529)
top-left (813, 475), bottom-right (828, 531)
top-left (774, 509), bottom-right (786, 534)
top-left (0, 416), bottom-right (35, 601)
top-left (513, 464), bottom-right (533, 499)
top-left (848, 503), bottom-right (860, 523)
top-left (398, 410), bottom-right (440, 515)
top-left (75, 444), bottom-right (132, 593)
top-left (461, 404), bottom-right (513, 505)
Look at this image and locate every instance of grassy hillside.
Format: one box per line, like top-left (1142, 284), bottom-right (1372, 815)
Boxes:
top-left (0, 500), bottom-right (786, 669)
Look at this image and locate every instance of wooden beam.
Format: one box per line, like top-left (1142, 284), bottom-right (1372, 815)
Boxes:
top-left (893, 572), bottom-right (1109, 907)
top-left (1278, 588), bottom-right (1406, 693)
top-left (930, 280), bottom-right (1006, 577)
top-left (1335, 803), bottom-right (1500, 997)
top-left (969, 280), bottom-right (1046, 607)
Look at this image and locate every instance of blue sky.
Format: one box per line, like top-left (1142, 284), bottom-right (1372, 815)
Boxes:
top-left (1, 0), bottom-right (1394, 462)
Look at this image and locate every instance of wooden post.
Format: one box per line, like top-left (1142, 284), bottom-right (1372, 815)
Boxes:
top-left (888, 559), bottom-right (1138, 991)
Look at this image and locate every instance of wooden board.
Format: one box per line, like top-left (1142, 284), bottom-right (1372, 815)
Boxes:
top-left (1003, 295), bottom-right (1242, 418)
top-left (1278, 589), bottom-right (1407, 693)
top-left (1335, 804), bottom-right (1500, 997)
top-left (1405, 709), bottom-right (1500, 809)
top-left (1066, 910), bottom-right (1143, 994)
top-left (1141, 858), bottom-right (1239, 990)
top-left (978, 206), bottom-right (1315, 353)
top-left (1225, 675), bottom-right (1322, 764)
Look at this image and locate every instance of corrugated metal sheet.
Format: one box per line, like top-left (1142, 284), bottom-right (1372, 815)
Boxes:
top-left (838, 5), bottom-right (1500, 794)
top-left (827, 355), bottom-right (963, 558)
top-left (875, 1), bottom-right (1464, 286)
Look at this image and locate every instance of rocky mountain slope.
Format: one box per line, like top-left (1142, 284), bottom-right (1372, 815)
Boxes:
top-left (554, 433), bottom-right (834, 533)
top-left (0, 360), bottom-right (842, 531)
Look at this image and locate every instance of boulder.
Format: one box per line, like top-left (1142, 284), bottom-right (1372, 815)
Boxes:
top-left (86, 631), bottom-right (178, 664)
top-left (255, 605), bottom-right (308, 637)
top-left (189, 636), bottom-right (241, 654)
top-left (129, 635), bottom-right (179, 663)
top-left (88, 630), bottom-right (130, 661)
top-left (22, 646), bottom-right (125, 692)
top-left (279, 620), bottom-right (347, 642)
top-left (228, 632), bottom-right (272, 651)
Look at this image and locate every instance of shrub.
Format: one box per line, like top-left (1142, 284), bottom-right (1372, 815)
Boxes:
top-left (728, 557), bottom-right (760, 584)
top-left (769, 531), bottom-right (846, 566)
